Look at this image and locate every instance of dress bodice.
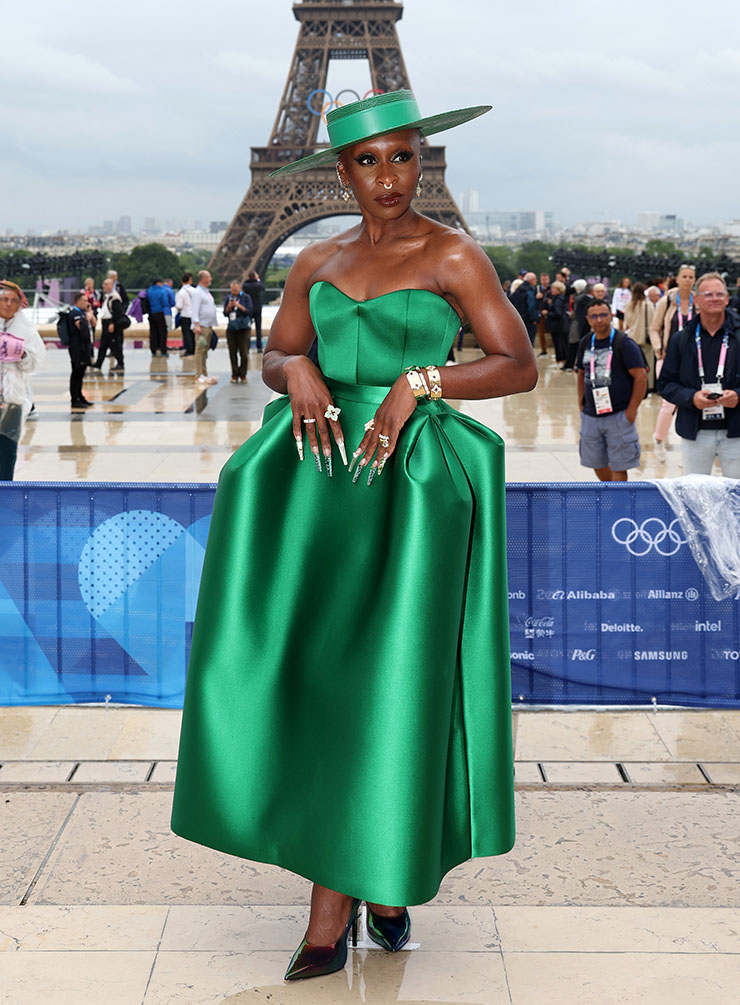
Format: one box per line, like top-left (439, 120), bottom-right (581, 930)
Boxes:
top-left (309, 281), bottom-right (461, 386)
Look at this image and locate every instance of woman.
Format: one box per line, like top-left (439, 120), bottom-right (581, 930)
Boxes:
top-left (544, 279), bottom-right (569, 366)
top-left (82, 277), bottom-right (100, 319)
top-left (649, 264), bottom-right (697, 461)
top-left (171, 90), bottom-right (537, 982)
top-left (564, 278), bottom-right (589, 372)
top-left (0, 281), bottom-right (46, 479)
top-left (610, 276), bottom-right (632, 327)
top-left (623, 282), bottom-right (655, 390)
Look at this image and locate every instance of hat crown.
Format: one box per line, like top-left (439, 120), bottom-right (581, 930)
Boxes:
top-left (326, 89), bottom-right (416, 127)
top-left (326, 90), bottom-right (422, 151)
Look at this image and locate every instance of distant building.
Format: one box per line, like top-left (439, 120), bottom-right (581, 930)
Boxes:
top-left (637, 211), bottom-right (660, 232)
top-left (143, 217), bottom-right (159, 234)
top-left (210, 221), bottom-right (228, 234)
top-left (117, 215), bottom-right (132, 234)
top-left (458, 190), bottom-right (480, 214)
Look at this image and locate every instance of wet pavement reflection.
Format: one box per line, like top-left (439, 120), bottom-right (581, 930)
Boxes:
top-left (16, 346), bottom-right (687, 483)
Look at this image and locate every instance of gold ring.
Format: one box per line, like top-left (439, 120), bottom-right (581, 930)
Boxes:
top-left (378, 434), bottom-right (390, 448)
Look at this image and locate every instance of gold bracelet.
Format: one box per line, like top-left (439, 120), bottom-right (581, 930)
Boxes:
top-left (425, 365), bottom-right (443, 400)
top-left (404, 368), bottom-right (427, 399)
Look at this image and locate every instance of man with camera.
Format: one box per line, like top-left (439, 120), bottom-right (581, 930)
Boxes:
top-left (657, 272), bottom-right (740, 477)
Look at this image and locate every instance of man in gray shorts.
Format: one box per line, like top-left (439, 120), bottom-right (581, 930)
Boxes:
top-left (577, 300), bottom-right (648, 481)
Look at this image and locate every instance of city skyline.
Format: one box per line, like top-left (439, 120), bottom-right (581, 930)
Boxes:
top-left (4, 0), bottom-right (740, 233)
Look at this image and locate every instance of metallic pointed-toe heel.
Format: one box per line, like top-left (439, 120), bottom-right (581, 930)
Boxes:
top-left (366, 906), bottom-right (411, 952)
top-left (284, 897), bottom-right (361, 981)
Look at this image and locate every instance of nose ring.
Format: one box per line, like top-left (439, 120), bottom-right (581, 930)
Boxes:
top-left (382, 183), bottom-right (393, 190)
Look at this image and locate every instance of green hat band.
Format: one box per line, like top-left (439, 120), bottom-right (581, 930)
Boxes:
top-left (327, 94), bottom-right (422, 150)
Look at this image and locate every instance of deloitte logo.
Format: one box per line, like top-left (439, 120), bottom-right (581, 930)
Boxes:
top-left (611, 518), bottom-right (687, 557)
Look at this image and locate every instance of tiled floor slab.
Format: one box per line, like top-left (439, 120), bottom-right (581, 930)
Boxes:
top-left (431, 789), bottom-right (740, 908)
top-left (504, 951), bottom-right (740, 1004)
top-left (0, 950), bottom-right (154, 1005)
top-left (72, 761), bottom-right (152, 783)
top-left (22, 788), bottom-right (740, 908)
top-left (649, 712), bottom-right (740, 761)
top-left (160, 905), bottom-right (498, 953)
top-left (704, 762), bottom-right (740, 784)
top-left (144, 949), bottom-right (511, 1004)
top-left (494, 905), bottom-right (740, 953)
top-left (0, 792), bottom-right (77, 905)
top-left (0, 761), bottom-right (75, 782)
top-left (0, 905), bottom-right (167, 951)
top-left (623, 761), bottom-right (708, 785)
top-left (30, 792), bottom-right (311, 906)
top-left (0, 707), bottom-right (61, 759)
top-left (515, 711), bottom-right (673, 761)
top-left (107, 709), bottom-right (182, 760)
top-left (541, 761), bottom-right (623, 783)
top-left (150, 761), bottom-right (178, 782)
top-left (27, 706), bottom-right (130, 760)
top-left (513, 762), bottom-right (544, 784)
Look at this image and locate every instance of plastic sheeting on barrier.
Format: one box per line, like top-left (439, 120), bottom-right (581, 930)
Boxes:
top-left (0, 482), bottom-right (738, 708)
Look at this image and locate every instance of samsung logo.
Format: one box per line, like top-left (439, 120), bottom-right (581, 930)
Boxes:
top-left (634, 650), bottom-right (689, 661)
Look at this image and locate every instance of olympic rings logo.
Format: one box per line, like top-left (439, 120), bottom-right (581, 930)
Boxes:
top-left (611, 518), bottom-right (687, 557)
top-left (307, 88), bottom-right (385, 124)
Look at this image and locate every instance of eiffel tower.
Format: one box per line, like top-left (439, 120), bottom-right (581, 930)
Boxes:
top-left (209, 0), bottom-right (470, 281)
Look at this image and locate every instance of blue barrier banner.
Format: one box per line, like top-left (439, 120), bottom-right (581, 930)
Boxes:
top-left (0, 482), bottom-right (738, 708)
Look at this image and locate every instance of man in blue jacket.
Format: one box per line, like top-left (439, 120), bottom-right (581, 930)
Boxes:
top-left (147, 279), bottom-right (169, 357)
top-left (657, 272), bottom-right (740, 477)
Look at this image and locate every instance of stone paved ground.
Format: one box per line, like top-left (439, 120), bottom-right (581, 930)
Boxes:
top-left (1, 706), bottom-right (739, 1003)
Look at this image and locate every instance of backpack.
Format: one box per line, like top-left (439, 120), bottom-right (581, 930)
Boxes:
top-left (56, 306), bottom-right (72, 346)
top-left (579, 329), bottom-right (649, 373)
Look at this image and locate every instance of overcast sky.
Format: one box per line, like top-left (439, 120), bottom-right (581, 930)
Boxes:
top-left (4, 0), bottom-right (739, 233)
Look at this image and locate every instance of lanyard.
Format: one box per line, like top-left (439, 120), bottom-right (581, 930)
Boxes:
top-left (695, 327), bottom-right (729, 386)
top-left (590, 328), bottom-right (615, 386)
top-left (676, 293), bottom-right (693, 330)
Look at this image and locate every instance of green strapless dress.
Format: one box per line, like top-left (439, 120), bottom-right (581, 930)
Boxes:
top-left (171, 282), bottom-right (515, 906)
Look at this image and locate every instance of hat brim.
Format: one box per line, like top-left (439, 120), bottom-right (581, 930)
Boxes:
top-left (269, 105), bottom-right (492, 178)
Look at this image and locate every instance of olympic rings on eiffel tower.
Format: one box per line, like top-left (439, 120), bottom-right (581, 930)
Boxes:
top-left (307, 88), bottom-right (385, 124)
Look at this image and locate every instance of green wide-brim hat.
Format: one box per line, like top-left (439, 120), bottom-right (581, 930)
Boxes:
top-left (269, 90), bottom-right (491, 178)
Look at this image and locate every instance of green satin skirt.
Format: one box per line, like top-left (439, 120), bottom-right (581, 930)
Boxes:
top-left (171, 380), bottom-right (515, 906)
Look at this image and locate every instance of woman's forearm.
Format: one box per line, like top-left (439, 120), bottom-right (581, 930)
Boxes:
top-left (262, 350), bottom-right (316, 394)
top-left (436, 353), bottom-right (538, 400)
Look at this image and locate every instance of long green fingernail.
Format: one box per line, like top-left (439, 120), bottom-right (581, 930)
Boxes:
top-left (313, 449), bottom-right (322, 474)
top-left (352, 463), bottom-right (364, 484)
top-left (367, 464), bottom-right (377, 487)
top-left (325, 452), bottom-right (333, 478)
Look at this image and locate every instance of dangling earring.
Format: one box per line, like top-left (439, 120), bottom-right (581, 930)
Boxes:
top-left (416, 171), bottom-right (424, 198)
top-left (336, 165), bottom-right (352, 203)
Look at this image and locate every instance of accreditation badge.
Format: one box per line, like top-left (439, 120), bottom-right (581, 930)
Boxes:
top-left (702, 382), bottom-right (725, 420)
top-left (593, 386), bottom-right (613, 415)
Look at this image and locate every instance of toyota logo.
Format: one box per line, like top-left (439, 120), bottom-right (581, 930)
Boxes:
top-left (611, 518), bottom-right (687, 557)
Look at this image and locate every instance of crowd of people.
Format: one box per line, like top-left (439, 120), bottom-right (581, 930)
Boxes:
top-left (66, 269), bottom-right (266, 398)
top-left (508, 266), bottom-right (740, 481)
top-left (2, 261), bottom-right (740, 483)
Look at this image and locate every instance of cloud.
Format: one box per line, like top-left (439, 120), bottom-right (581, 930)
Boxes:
top-left (4, 0), bottom-right (740, 231)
